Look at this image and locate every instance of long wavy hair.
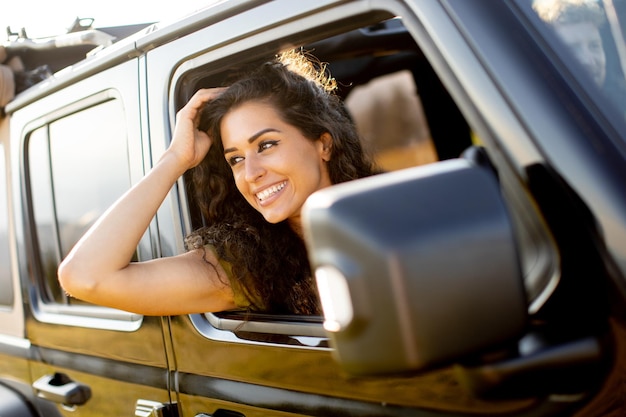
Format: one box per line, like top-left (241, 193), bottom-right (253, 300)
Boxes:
top-left (185, 50), bottom-right (375, 315)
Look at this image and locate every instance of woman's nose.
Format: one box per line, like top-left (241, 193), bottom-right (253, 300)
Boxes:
top-left (244, 155), bottom-right (265, 182)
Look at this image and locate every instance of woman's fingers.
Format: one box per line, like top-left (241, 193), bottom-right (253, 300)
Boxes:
top-left (170, 87), bottom-right (227, 168)
top-left (182, 87), bottom-right (227, 123)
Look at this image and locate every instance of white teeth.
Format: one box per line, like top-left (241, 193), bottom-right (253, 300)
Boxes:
top-left (256, 182), bottom-right (286, 201)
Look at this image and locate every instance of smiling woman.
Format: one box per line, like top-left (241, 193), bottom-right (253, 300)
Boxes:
top-left (58, 50), bottom-right (376, 316)
top-left (185, 51), bottom-right (376, 314)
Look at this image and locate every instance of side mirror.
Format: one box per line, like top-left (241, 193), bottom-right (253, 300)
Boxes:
top-left (302, 159), bottom-right (527, 375)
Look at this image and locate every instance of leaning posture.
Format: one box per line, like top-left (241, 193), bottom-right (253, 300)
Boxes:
top-left (58, 51), bottom-right (375, 316)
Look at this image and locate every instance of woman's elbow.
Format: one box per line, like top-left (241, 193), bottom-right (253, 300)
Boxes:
top-left (57, 256), bottom-right (97, 301)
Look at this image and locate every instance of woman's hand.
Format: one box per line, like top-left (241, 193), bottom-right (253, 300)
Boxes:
top-left (167, 88), bottom-right (226, 170)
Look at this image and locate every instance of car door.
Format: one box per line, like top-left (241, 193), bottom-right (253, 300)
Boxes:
top-left (11, 59), bottom-right (176, 416)
top-left (146, 0), bottom-right (624, 416)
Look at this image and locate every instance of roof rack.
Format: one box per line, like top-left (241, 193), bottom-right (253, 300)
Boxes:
top-left (0, 18), bottom-right (153, 108)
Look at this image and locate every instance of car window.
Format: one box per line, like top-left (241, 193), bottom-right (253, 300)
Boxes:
top-left (173, 10), bottom-right (558, 348)
top-left (0, 143), bottom-right (12, 307)
top-left (172, 16), bottom-right (452, 310)
top-left (174, 16), bottom-right (453, 342)
top-left (529, 0), bottom-right (626, 124)
top-left (27, 98), bottom-right (134, 306)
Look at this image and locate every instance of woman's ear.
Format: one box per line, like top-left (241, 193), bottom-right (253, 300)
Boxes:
top-left (319, 132), bottom-right (333, 162)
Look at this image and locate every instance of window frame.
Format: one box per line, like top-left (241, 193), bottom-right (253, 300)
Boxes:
top-left (22, 90), bottom-right (143, 331)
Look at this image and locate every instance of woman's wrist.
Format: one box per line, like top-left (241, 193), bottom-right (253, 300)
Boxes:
top-left (157, 148), bottom-right (193, 179)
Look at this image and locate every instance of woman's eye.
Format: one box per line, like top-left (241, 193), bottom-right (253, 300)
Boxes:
top-left (228, 156), bottom-right (244, 166)
top-left (259, 140), bottom-right (279, 152)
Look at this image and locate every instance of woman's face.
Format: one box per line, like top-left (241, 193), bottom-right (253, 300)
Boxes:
top-left (555, 21), bottom-right (606, 86)
top-left (221, 101), bottom-right (332, 227)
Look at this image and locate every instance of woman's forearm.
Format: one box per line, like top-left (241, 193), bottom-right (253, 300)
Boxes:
top-left (58, 88), bottom-right (221, 308)
top-left (58, 151), bottom-right (186, 296)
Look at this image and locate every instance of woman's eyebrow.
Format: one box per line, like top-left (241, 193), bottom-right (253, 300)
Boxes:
top-left (223, 128), bottom-right (281, 154)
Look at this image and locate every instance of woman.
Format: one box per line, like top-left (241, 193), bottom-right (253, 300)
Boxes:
top-left (58, 50), bottom-right (375, 316)
top-left (533, 0), bottom-right (626, 117)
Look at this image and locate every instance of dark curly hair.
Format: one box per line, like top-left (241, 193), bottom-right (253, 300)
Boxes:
top-left (185, 50), bottom-right (375, 315)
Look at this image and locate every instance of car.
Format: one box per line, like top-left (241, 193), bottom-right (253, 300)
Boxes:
top-left (0, 0), bottom-right (625, 416)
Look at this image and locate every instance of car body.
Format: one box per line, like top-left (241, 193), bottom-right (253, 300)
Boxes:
top-left (0, 0), bottom-right (625, 416)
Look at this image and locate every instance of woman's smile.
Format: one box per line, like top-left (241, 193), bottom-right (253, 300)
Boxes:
top-left (255, 180), bottom-right (288, 204)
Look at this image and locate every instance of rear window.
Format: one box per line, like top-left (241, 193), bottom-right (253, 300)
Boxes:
top-left (27, 98), bottom-right (133, 305)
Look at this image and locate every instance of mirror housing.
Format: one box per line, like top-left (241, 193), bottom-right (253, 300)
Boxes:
top-left (302, 159), bottom-right (527, 375)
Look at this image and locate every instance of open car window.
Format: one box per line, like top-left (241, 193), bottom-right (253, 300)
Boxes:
top-left (178, 17), bottom-right (463, 342)
top-left (176, 12), bottom-right (558, 345)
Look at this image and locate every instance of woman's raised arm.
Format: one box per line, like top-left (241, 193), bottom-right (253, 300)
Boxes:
top-left (58, 88), bottom-right (236, 315)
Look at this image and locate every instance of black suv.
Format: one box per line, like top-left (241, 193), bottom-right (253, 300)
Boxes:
top-left (1, 1), bottom-right (625, 416)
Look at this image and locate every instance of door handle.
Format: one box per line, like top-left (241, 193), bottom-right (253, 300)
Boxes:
top-left (196, 411), bottom-right (244, 417)
top-left (32, 372), bottom-right (91, 406)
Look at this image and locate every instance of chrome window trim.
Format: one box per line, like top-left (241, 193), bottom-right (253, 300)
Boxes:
top-left (191, 313), bottom-right (329, 350)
